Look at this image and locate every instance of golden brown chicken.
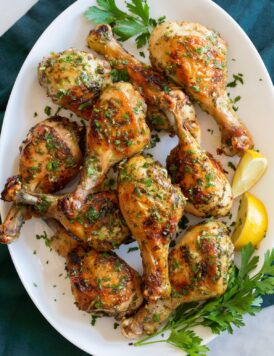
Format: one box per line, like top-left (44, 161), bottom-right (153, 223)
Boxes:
top-left (2, 176), bottom-right (130, 251)
top-left (121, 220), bottom-right (234, 337)
top-left (149, 21), bottom-right (253, 156)
top-left (166, 116), bottom-right (233, 217)
top-left (118, 155), bottom-right (186, 301)
top-left (47, 220), bottom-right (143, 318)
top-left (60, 82), bottom-right (150, 219)
top-left (87, 24), bottom-right (200, 142)
top-left (38, 49), bottom-right (112, 119)
top-left (0, 116), bottom-right (83, 244)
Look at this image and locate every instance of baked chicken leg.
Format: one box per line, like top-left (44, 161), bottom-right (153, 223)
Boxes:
top-left (38, 49), bottom-right (112, 119)
top-left (121, 221), bottom-right (234, 337)
top-left (60, 82), bottom-right (150, 219)
top-left (166, 116), bottom-right (233, 217)
top-left (149, 21), bottom-right (253, 156)
top-left (87, 24), bottom-right (201, 142)
top-left (2, 176), bottom-right (130, 251)
top-left (0, 116), bottom-right (83, 244)
top-left (118, 155), bottom-right (186, 301)
top-left (48, 220), bottom-right (143, 318)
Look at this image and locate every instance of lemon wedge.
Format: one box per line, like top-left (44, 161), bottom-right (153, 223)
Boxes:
top-left (232, 192), bottom-right (268, 250)
top-left (232, 150), bottom-right (268, 198)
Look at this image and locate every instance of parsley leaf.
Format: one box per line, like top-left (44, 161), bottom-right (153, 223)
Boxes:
top-left (84, 0), bottom-right (165, 48)
top-left (168, 329), bottom-right (209, 356)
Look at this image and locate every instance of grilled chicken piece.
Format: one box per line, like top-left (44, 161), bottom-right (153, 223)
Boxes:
top-left (118, 155), bottom-right (186, 301)
top-left (149, 21), bottom-right (253, 156)
top-left (166, 100), bottom-right (233, 217)
top-left (121, 221), bottom-right (234, 337)
top-left (87, 24), bottom-right (201, 142)
top-left (47, 220), bottom-right (143, 318)
top-left (60, 82), bottom-right (150, 219)
top-left (0, 116), bottom-right (83, 244)
top-left (38, 49), bottom-right (112, 119)
top-left (2, 176), bottom-right (130, 251)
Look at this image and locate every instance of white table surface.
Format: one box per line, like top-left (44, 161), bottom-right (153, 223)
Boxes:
top-left (208, 305), bottom-right (274, 355)
top-left (1, 1), bottom-right (273, 355)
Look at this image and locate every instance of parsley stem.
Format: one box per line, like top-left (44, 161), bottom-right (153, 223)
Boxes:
top-left (135, 339), bottom-right (167, 346)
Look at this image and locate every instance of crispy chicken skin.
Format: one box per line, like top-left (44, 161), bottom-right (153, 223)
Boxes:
top-left (121, 221), bottom-right (234, 337)
top-left (60, 82), bottom-right (150, 219)
top-left (87, 24), bottom-right (201, 142)
top-left (1, 176), bottom-right (130, 251)
top-left (165, 96), bottom-right (233, 217)
top-left (38, 49), bottom-right (112, 119)
top-left (19, 116), bottom-right (83, 192)
top-left (149, 21), bottom-right (253, 156)
top-left (0, 116), bottom-right (83, 244)
top-left (48, 220), bottom-right (143, 318)
top-left (118, 155), bottom-right (186, 301)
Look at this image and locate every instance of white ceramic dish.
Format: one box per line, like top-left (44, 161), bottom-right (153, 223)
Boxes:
top-left (0, 0), bottom-right (273, 355)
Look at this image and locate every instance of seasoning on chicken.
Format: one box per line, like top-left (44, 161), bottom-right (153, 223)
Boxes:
top-left (60, 82), bottom-right (150, 219)
top-left (149, 21), bottom-right (253, 156)
top-left (165, 98), bottom-right (233, 217)
top-left (1, 176), bottom-right (130, 251)
top-left (121, 221), bottom-right (234, 337)
top-left (48, 220), bottom-right (143, 318)
top-left (118, 155), bottom-right (186, 301)
top-left (0, 116), bottom-right (83, 244)
top-left (38, 49), bottom-right (112, 119)
top-left (87, 24), bottom-right (201, 142)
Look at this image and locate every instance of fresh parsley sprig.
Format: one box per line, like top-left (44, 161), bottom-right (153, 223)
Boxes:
top-left (84, 0), bottom-right (165, 48)
top-left (135, 243), bottom-right (274, 355)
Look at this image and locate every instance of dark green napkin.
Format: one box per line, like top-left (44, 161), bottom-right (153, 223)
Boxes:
top-left (0, 1), bottom-right (273, 355)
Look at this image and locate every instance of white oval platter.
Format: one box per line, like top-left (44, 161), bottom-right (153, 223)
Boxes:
top-left (0, 0), bottom-right (273, 355)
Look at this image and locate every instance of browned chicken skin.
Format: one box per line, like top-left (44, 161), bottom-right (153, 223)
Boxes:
top-left (60, 82), bottom-right (150, 219)
top-left (87, 24), bottom-right (201, 142)
top-left (121, 221), bottom-right (234, 337)
top-left (165, 96), bottom-right (233, 217)
top-left (48, 220), bottom-right (143, 318)
top-left (1, 176), bottom-right (130, 251)
top-left (0, 116), bottom-right (83, 244)
top-left (118, 155), bottom-right (186, 301)
top-left (38, 49), bottom-right (112, 119)
top-left (149, 21), bottom-right (253, 156)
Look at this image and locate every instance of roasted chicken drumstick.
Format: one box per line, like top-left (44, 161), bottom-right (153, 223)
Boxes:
top-left (38, 49), bottom-right (112, 119)
top-left (118, 155), bottom-right (185, 301)
top-left (0, 116), bottom-right (83, 244)
top-left (60, 82), bottom-right (150, 219)
top-left (121, 221), bottom-right (234, 337)
top-left (48, 220), bottom-right (143, 318)
top-left (166, 115), bottom-right (233, 217)
top-left (2, 176), bottom-right (130, 251)
top-left (87, 24), bottom-right (201, 142)
top-left (149, 21), bottom-right (253, 156)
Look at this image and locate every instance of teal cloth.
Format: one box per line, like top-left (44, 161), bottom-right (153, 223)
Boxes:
top-left (0, 1), bottom-right (273, 355)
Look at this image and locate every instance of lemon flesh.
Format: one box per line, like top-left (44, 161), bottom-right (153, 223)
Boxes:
top-left (232, 192), bottom-right (268, 250)
top-left (232, 150), bottom-right (268, 198)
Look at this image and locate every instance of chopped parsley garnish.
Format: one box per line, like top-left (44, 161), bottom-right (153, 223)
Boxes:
top-left (46, 161), bottom-right (59, 172)
top-left (44, 105), bottom-right (52, 116)
top-left (113, 322), bottom-right (119, 329)
top-left (110, 69), bottom-right (129, 82)
top-left (36, 231), bottom-right (51, 247)
top-left (127, 246), bottom-right (139, 253)
top-left (85, 207), bottom-right (99, 223)
top-left (228, 161), bottom-right (236, 171)
top-left (227, 73), bottom-right (244, 88)
top-left (178, 215), bottom-right (189, 230)
top-left (192, 85), bottom-right (200, 92)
